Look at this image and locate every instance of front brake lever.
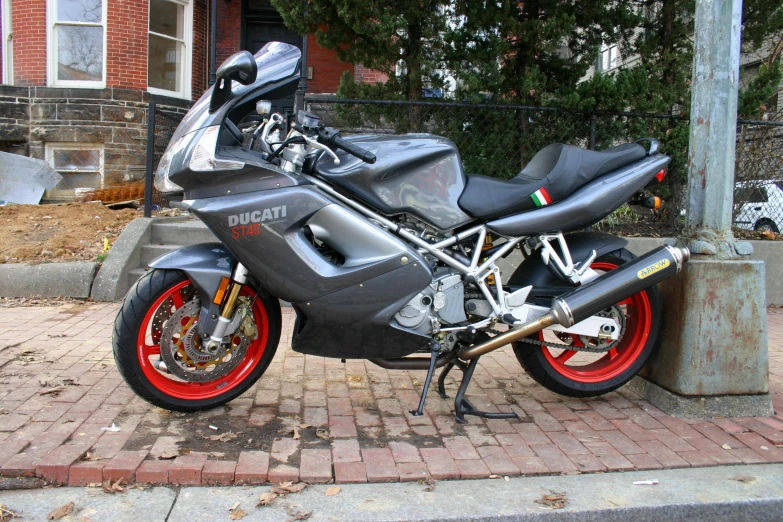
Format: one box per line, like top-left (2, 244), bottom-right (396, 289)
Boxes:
top-left (302, 135), bottom-right (340, 165)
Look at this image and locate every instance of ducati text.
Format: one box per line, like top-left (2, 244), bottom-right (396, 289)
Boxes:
top-left (227, 206), bottom-right (287, 227)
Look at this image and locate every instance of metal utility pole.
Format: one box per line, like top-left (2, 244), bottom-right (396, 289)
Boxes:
top-left (631, 0), bottom-right (771, 417)
top-left (684, 0), bottom-right (749, 258)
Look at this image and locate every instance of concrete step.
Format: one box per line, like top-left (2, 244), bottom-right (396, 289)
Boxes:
top-left (127, 268), bottom-right (149, 287)
top-left (140, 244), bottom-right (179, 266)
top-left (151, 219), bottom-right (217, 246)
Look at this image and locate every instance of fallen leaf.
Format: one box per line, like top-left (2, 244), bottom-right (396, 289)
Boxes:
top-left (257, 492), bottom-right (278, 507)
top-left (488, 474), bottom-right (500, 479)
top-left (315, 428), bottom-right (331, 441)
top-left (535, 491), bottom-right (568, 510)
top-left (721, 443), bottom-right (731, 450)
top-left (229, 508), bottom-right (247, 520)
top-left (292, 426), bottom-right (301, 440)
top-left (325, 486), bottom-right (341, 496)
top-left (229, 502), bottom-right (240, 511)
top-left (102, 477), bottom-right (125, 494)
top-left (273, 482), bottom-right (308, 495)
top-left (157, 451), bottom-right (179, 460)
top-left (83, 452), bottom-right (104, 461)
top-left (289, 510), bottom-right (312, 521)
top-left (731, 475), bottom-right (756, 483)
top-left (206, 432), bottom-right (238, 442)
top-left (299, 424), bottom-right (311, 429)
top-left (47, 502), bottom-right (75, 520)
top-left (39, 387), bottom-right (66, 396)
top-left (0, 504), bottom-right (21, 521)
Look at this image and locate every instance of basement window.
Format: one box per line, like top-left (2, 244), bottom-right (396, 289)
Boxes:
top-left (44, 143), bottom-right (104, 201)
top-left (148, 0), bottom-right (192, 100)
top-left (48, 0), bottom-right (107, 87)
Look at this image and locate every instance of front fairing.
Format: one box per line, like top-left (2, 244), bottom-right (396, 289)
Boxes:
top-left (161, 42), bottom-right (303, 196)
top-left (170, 42), bottom-right (302, 144)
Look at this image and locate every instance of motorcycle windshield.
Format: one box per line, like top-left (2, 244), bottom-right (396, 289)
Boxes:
top-left (170, 42), bottom-right (301, 143)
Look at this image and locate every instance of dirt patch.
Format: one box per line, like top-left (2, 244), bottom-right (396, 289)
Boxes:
top-left (0, 203), bottom-right (140, 264)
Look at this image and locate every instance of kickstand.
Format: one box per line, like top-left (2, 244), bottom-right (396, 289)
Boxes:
top-left (409, 348), bottom-right (440, 417)
top-left (453, 356), bottom-right (519, 424)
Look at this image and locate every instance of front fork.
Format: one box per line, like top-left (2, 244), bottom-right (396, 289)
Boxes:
top-left (205, 263), bottom-right (249, 353)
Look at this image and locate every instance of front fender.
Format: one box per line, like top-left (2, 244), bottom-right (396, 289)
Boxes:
top-left (508, 232), bottom-right (628, 298)
top-left (149, 242), bottom-right (236, 335)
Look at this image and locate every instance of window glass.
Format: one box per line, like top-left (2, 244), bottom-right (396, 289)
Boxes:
top-left (57, 0), bottom-right (102, 23)
top-left (148, 0), bottom-right (188, 95)
top-left (57, 25), bottom-right (103, 81)
top-left (148, 33), bottom-right (182, 92)
top-left (53, 149), bottom-right (101, 170)
top-left (46, 147), bottom-right (103, 200)
top-left (150, 0), bottom-right (183, 39)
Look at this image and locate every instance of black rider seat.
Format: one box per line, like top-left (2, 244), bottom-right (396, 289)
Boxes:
top-left (458, 142), bottom-right (647, 221)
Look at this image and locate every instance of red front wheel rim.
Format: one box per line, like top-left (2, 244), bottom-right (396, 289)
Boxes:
top-left (137, 280), bottom-right (269, 401)
top-left (539, 261), bottom-right (652, 384)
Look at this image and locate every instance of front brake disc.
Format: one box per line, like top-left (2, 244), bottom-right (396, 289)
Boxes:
top-left (159, 299), bottom-right (251, 382)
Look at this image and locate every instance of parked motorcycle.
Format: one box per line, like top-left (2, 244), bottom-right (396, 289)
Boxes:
top-left (113, 42), bottom-right (688, 422)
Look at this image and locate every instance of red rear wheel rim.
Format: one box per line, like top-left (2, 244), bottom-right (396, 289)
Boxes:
top-left (137, 280), bottom-right (269, 400)
top-left (539, 261), bottom-right (652, 384)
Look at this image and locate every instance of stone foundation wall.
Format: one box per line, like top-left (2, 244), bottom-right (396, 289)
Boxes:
top-left (0, 86), bottom-right (192, 188)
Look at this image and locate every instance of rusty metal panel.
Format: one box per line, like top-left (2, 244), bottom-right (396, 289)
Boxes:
top-left (0, 152), bottom-right (62, 204)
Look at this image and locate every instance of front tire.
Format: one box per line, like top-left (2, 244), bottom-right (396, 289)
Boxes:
top-left (513, 248), bottom-right (662, 397)
top-left (113, 269), bottom-right (281, 411)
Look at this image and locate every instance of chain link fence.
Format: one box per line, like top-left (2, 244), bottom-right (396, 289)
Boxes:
top-left (305, 96), bottom-right (783, 237)
top-left (734, 117), bottom-right (783, 235)
top-left (144, 100), bottom-right (186, 217)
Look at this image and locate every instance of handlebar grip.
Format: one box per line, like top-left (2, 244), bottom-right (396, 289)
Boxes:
top-left (332, 136), bottom-right (377, 164)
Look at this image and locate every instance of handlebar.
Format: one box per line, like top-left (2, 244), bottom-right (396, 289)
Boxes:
top-left (318, 127), bottom-right (377, 164)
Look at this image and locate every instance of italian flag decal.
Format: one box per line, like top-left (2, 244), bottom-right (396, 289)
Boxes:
top-left (531, 187), bottom-right (552, 207)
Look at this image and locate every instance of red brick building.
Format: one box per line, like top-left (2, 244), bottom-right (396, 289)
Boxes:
top-left (0, 0), bottom-right (354, 199)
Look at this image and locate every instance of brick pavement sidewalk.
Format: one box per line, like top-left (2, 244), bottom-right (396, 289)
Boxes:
top-left (1, 303), bottom-right (782, 487)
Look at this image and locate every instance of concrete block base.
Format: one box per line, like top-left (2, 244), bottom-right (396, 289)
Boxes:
top-left (629, 376), bottom-right (773, 418)
top-left (637, 258), bottom-right (771, 417)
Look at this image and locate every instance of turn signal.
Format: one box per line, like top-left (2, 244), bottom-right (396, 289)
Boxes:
top-left (213, 277), bottom-right (231, 305)
top-left (655, 168), bottom-right (666, 182)
top-left (652, 196), bottom-right (662, 210)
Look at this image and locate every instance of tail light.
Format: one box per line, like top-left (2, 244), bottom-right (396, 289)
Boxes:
top-left (655, 168), bottom-right (666, 182)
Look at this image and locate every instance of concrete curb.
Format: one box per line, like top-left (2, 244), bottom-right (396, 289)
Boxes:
top-left (1, 463), bottom-right (782, 521)
top-left (0, 262), bottom-right (98, 298)
top-left (90, 217), bottom-right (156, 302)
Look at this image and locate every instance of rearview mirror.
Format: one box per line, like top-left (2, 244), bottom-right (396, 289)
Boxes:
top-left (210, 51), bottom-right (258, 113)
top-left (217, 51), bottom-right (258, 86)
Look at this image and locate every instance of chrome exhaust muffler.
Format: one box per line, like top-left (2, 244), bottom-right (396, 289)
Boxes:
top-left (460, 245), bottom-right (689, 360)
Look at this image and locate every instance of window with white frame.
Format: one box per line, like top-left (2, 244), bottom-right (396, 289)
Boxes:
top-left (2, 0), bottom-right (13, 85)
top-left (597, 45), bottom-right (620, 73)
top-left (48, 0), bottom-right (106, 86)
top-left (44, 144), bottom-right (104, 201)
top-left (148, 0), bottom-right (192, 99)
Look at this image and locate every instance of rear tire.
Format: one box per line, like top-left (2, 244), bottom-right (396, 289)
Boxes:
top-left (754, 219), bottom-right (779, 234)
top-left (513, 248), bottom-right (662, 397)
top-left (112, 269), bottom-right (281, 412)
